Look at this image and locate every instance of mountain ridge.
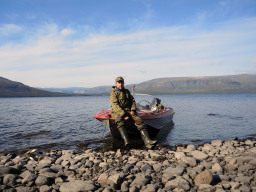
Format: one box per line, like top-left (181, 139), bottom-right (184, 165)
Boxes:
top-left (0, 77), bottom-right (77, 97)
top-left (82, 74), bottom-right (256, 95)
top-left (1, 74), bottom-right (256, 97)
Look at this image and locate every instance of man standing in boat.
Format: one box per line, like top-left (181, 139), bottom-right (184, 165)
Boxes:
top-left (110, 76), bottom-right (157, 149)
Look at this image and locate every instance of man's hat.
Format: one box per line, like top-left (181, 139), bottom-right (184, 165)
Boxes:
top-left (115, 76), bottom-right (124, 82)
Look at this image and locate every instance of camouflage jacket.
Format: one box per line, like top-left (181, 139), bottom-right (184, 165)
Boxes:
top-left (109, 86), bottom-right (136, 119)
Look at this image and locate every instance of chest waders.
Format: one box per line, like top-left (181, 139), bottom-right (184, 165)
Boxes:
top-left (111, 87), bottom-right (157, 148)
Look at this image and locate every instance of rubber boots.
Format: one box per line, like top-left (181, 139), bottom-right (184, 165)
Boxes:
top-left (118, 127), bottom-right (131, 147)
top-left (140, 129), bottom-right (157, 148)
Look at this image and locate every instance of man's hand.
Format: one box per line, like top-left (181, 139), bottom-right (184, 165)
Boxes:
top-left (124, 111), bottom-right (136, 120)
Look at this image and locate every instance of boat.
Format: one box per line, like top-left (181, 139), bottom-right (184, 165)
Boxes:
top-left (94, 93), bottom-right (175, 142)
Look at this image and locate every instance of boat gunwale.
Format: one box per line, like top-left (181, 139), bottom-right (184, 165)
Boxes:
top-left (94, 108), bottom-right (174, 121)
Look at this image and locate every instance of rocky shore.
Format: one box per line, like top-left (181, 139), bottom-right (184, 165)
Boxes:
top-left (1, 137), bottom-right (256, 192)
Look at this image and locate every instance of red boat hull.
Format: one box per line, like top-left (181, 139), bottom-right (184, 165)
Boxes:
top-left (94, 108), bottom-right (175, 140)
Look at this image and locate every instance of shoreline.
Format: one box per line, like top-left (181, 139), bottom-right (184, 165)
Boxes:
top-left (1, 137), bottom-right (256, 192)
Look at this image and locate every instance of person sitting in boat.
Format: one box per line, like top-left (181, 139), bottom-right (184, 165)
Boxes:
top-left (109, 76), bottom-right (157, 148)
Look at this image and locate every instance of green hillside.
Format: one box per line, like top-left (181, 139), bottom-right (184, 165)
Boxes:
top-left (133, 74), bottom-right (256, 94)
top-left (83, 74), bottom-right (256, 95)
top-left (1, 74), bottom-right (256, 97)
top-left (0, 77), bottom-right (71, 97)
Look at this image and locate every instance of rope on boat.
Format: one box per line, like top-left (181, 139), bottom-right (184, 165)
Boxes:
top-left (100, 121), bottom-right (107, 141)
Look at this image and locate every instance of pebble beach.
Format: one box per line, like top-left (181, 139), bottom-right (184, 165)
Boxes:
top-left (1, 137), bottom-right (256, 192)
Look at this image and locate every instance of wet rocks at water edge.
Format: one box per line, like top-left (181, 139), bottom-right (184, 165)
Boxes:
top-left (0, 138), bottom-right (256, 192)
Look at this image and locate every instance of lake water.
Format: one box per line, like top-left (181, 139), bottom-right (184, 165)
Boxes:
top-left (0, 93), bottom-right (256, 153)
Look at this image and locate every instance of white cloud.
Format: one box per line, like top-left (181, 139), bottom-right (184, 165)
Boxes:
top-left (0, 24), bottom-right (23, 36)
top-left (61, 28), bottom-right (76, 36)
top-left (1, 17), bottom-right (256, 87)
top-left (253, 60), bottom-right (256, 66)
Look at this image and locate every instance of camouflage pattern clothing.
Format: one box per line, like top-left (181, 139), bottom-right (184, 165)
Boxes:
top-left (109, 86), bottom-right (146, 131)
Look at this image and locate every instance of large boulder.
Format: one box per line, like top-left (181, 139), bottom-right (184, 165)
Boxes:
top-left (165, 176), bottom-right (190, 191)
top-left (0, 166), bottom-right (19, 176)
top-left (130, 173), bottom-right (151, 188)
top-left (191, 151), bottom-right (208, 160)
top-left (59, 180), bottom-right (97, 192)
top-left (194, 169), bottom-right (213, 186)
top-left (162, 167), bottom-right (185, 184)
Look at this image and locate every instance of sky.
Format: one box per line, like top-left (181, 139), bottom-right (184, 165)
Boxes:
top-left (0, 0), bottom-right (256, 88)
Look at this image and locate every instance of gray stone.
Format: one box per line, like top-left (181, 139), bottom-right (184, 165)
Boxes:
top-left (2, 188), bottom-right (16, 192)
top-left (244, 139), bottom-right (254, 146)
top-left (15, 186), bottom-right (35, 192)
top-left (35, 175), bottom-right (48, 186)
top-left (39, 168), bottom-right (54, 174)
top-left (55, 177), bottom-right (64, 184)
top-left (212, 163), bottom-right (223, 173)
top-left (85, 160), bottom-right (94, 168)
top-left (162, 167), bottom-right (185, 183)
top-left (59, 180), bottom-right (97, 192)
top-left (174, 152), bottom-right (185, 160)
top-left (61, 160), bottom-right (70, 167)
top-left (186, 144), bottom-right (196, 151)
top-left (98, 172), bottom-right (109, 186)
top-left (107, 173), bottom-right (122, 187)
top-left (202, 143), bottom-right (214, 152)
top-left (62, 150), bottom-right (74, 155)
top-left (40, 185), bottom-right (51, 192)
top-left (0, 166), bottom-right (18, 176)
top-left (222, 182), bottom-right (231, 190)
top-left (123, 164), bottom-right (133, 173)
top-left (198, 184), bottom-right (215, 192)
top-left (219, 174), bottom-right (230, 182)
top-left (211, 140), bottom-right (223, 147)
top-left (194, 169), bottom-right (213, 186)
top-left (180, 156), bottom-right (197, 167)
top-left (238, 164), bottom-right (254, 173)
top-left (40, 171), bottom-right (58, 178)
top-left (152, 164), bottom-right (162, 172)
top-left (200, 161), bottom-right (213, 170)
top-left (239, 185), bottom-right (251, 192)
top-left (130, 173), bottom-right (151, 188)
top-left (102, 188), bottom-right (112, 192)
top-left (235, 175), bottom-right (253, 184)
top-left (248, 158), bottom-right (256, 166)
top-left (3, 174), bottom-right (16, 185)
top-left (22, 172), bottom-right (37, 184)
top-left (173, 188), bottom-right (186, 192)
top-left (227, 158), bottom-right (237, 165)
top-left (12, 156), bottom-right (26, 164)
top-left (186, 167), bottom-right (198, 179)
top-left (191, 151), bottom-right (208, 160)
top-left (20, 170), bottom-right (33, 178)
top-left (141, 163), bottom-right (153, 172)
top-left (144, 184), bottom-right (157, 192)
top-left (129, 185), bottom-right (139, 192)
top-left (230, 181), bottom-right (241, 189)
top-left (238, 156), bottom-right (255, 164)
top-left (121, 181), bottom-right (129, 192)
top-left (50, 164), bottom-right (63, 172)
top-left (165, 176), bottom-right (190, 191)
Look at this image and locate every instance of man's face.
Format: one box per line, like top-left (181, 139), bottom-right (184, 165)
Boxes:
top-left (116, 81), bottom-right (124, 90)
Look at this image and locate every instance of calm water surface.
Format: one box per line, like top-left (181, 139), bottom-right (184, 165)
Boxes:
top-left (0, 93), bottom-right (256, 152)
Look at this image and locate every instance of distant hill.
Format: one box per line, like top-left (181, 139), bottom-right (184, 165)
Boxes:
top-left (2, 74), bottom-right (256, 97)
top-left (132, 74), bottom-right (256, 94)
top-left (81, 74), bottom-right (256, 95)
top-left (0, 77), bottom-right (73, 97)
top-left (42, 87), bottom-right (88, 94)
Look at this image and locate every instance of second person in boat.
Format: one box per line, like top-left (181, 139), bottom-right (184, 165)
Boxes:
top-left (109, 76), bottom-right (157, 149)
